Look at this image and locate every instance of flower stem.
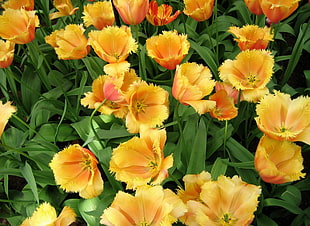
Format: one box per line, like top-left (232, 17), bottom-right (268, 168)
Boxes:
top-left (223, 120), bottom-right (228, 158)
top-left (89, 99), bottom-right (107, 150)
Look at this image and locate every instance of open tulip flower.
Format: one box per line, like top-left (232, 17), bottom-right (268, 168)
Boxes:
top-left (81, 69), bottom-right (140, 119)
top-left (0, 101), bottom-right (16, 138)
top-left (183, 0), bottom-right (215, 22)
top-left (82, 1), bottom-right (115, 30)
top-left (112, 0), bottom-right (149, 25)
top-left (110, 128), bottom-right (173, 189)
top-left (215, 81), bottom-right (241, 104)
top-left (0, 8), bottom-right (39, 44)
top-left (49, 0), bottom-right (79, 20)
top-left (182, 175), bottom-right (261, 226)
top-left (0, 40), bottom-right (15, 68)
top-left (45, 24), bottom-right (90, 60)
top-left (254, 135), bottom-right (306, 184)
top-left (124, 80), bottom-right (169, 133)
top-left (146, 0), bottom-right (181, 26)
top-left (259, 0), bottom-right (301, 24)
top-left (219, 49), bottom-right (274, 102)
top-left (21, 202), bottom-right (76, 226)
top-left (101, 185), bottom-right (186, 226)
top-left (228, 25), bottom-right (273, 50)
top-left (49, 144), bottom-right (104, 199)
top-left (172, 62), bottom-right (216, 114)
top-left (146, 30), bottom-right (190, 70)
top-left (244, 0), bottom-right (263, 15)
top-left (2, 0), bottom-right (34, 10)
top-left (255, 91), bottom-right (310, 145)
top-left (88, 25), bottom-right (138, 73)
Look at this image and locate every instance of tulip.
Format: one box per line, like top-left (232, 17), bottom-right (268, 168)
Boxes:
top-left (21, 202), bottom-right (76, 226)
top-left (82, 1), bottom-right (115, 30)
top-left (182, 175), bottom-right (261, 226)
top-left (0, 40), bottom-right (15, 68)
top-left (259, 0), bottom-right (301, 24)
top-left (244, 0), bottom-right (263, 15)
top-left (124, 81), bottom-right (169, 133)
top-left (81, 69), bottom-right (140, 119)
top-left (219, 49), bottom-right (274, 102)
top-left (110, 128), bottom-right (173, 189)
top-left (0, 101), bottom-right (16, 138)
top-left (49, 0), bottom-right (79, 20)
top-left (183, 0), bottom-right (215, 22)
top-left (88, 25), bottom-right (138, 66)
top-left (101, 185), bottom-right (186, 226)
top-left (112, 0), bottom-right (149, 25)
top-left (209, 89), bottom-right (238, 121)
top-left (146, 30), bottom-right (190, 70)
top-left (255, 91), bottom-right (310, 145)
top-left (45, 24), bottom-right (90, 60)
top-left (2, 0), bottom-right (34, 10)
top-left (0, 8), bottom-right (39, 44)
top-left (228, 25), bottom-right (273, 50)
top-left (172, 62), bottom-right (216, 114)
top-left (49, 144), bottom-right (104, 199)
top-left (254, 135), bottom-right (306, 184)
top-left (146, 0), bottom-right (181, 26)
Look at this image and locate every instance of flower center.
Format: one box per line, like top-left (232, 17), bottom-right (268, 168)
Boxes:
top-left (246, 73), bottom-right (257, 87)
top-left (134, 101), bottom-right (147, 113)
top-left (218, 213), bottom-right (237, 226)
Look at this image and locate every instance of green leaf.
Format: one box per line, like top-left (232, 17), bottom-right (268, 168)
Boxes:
top-left (20, 162), bottom-right (39, 204)
top-left (187, 118), bottom-right (207, 174)
top-left (256, 214), bottom-right (278, 226)
top-left (211, 158), bottom-right (228, 180)
top-left (189, 40), bottom-right (218, 76)
top-left (281, 185), bottom-right (302, 206)
top-left (263, 198), bottom-right (303, 215)
top-left (226, 138), bottom-right (254, 162)
top-left (78, 197), bottom-right (101, 226)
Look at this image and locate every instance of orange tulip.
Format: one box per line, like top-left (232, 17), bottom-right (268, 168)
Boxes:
top-left (21, 202), bottom-right (76, 226)
top-left (49, 0), bottom-right (79, 20)
top-left (259, 0), bottom-right (301, 24)
top-left (88, 25), bottom-right (138, 73)
top-left (81, 69), bottom-right (140, 119)
top-left (219, 49), bottom-right (274, 102)
top-left (177, 171), bottom-right (212, 203)
top-left (254, 135), bottom-right (305, 184)
top-left (146, 0), bottom-right (181, 26)
top-left (244, 0), bottom-right (263, 15)
top-left (0, 8), bottom-right (39, 44)
top-left (45, 24), bottom-right (90, 60)
top-left (209, 89), bottom-right (238, 121)
top-left (183, 175), bottom-right (261, 226)
top-left (49, 144), bottom-right (104, 199)
top-left (0, 101), bottom-right (16, 138)
top-left (2, 0), bottom-right (34, 10)
top-left (228, 25), bottom-right (273, 50)
top-left (172, 62), bottom-right (216, 114)
top-left (100, 185), bottom-right (187, 226)
top-left (110, 128), bottom-right (173, 189)
top-left (183, 0), bottom-right (215, 22)
top-left (124, 80), bottom-right (169, 133)
top-left (112, 0), bottom-right (149, 25)
top-left (146, 30), bottom-right (190, 70)
top-left (215, 81), bottom-right (241, 104)
top-left (0, 40), bottom-right (15, 68)
top-left (255, 91), bottom-right (310, 145)
top-left (82, 1), bottom-right (115, 30)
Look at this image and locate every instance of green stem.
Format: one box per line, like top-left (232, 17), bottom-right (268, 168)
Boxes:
top-left (213, 0), bottom-right (219, 66)
top-left (223, 120), bottom-right (228, 158)
top-left (205, 20), bottom-right (215, 55)
top-left (89, 99), bottom-right (107, 150)
top-left (174, 102), bottom-right (184, 142)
